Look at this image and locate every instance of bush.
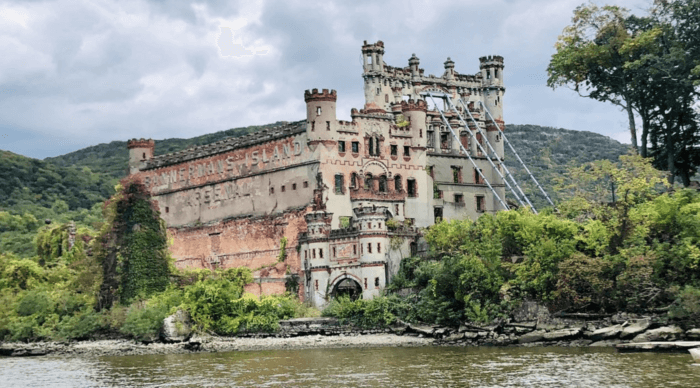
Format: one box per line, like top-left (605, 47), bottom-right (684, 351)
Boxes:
top-left (669, 285), bottom-right (700, 325)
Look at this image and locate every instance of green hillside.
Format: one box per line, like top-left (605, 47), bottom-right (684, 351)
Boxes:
top-left (45, 121), bottom-right (293, 179)
top-left (503, 124), bottom-right (632, 210)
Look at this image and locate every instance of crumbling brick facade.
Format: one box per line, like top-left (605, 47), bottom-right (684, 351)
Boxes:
top-left (126, 41), bottom-right (506, 308)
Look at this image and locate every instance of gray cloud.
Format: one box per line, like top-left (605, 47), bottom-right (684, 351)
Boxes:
top-left (0, 0), bottom-right (650, 159)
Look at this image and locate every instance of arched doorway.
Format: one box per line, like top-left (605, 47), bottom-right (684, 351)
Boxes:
top-left (332, 278), bottom-right (362, 301)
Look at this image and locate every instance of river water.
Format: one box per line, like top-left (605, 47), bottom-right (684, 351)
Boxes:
top-left (1, 346), bottom-right (699, 387)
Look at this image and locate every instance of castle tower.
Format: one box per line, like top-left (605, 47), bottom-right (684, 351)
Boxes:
top-left (305, 88), bottom-right (337, 141)
top-left (361, 40), bottom-right (384, 73)
top-left (304, 211), bottom-right (333, 306)
top-left (353, 205), bottom-right (388, 298)
top-left (444, 57), bottom-right (455, 81)
top-left (479, 55), bottom-right (505, 159)
top-left (408, 53), bottom-right (420, 78)
top-left (127, 138), bottom-right (155, 174)
top-left (400, 98), bottom-right (427, 147)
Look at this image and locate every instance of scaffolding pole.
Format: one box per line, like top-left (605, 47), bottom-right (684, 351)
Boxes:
top-left (478, 101), bottom-right (557, 209)
top-left (424, 92), bottom-right (509, 211)
top-left (453, 98), bottom-right (538, 213)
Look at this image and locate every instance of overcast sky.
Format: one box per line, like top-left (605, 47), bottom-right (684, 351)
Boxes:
top-left (1, 0), bottom-right (651, 160)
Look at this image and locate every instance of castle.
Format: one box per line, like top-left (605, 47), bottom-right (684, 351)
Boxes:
top-left (126, 41), bottom-right (506, 308)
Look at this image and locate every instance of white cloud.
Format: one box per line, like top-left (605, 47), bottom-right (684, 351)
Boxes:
top-left (0, 0), bottom-right (657, 159)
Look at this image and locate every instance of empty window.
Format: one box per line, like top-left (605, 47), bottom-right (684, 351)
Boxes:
top-left (281, 185), bottom-right (286, 192)
top-left (165, 206), bottom-right (169, 213)
top-left (351, 172), bottom-right (358, 188)
top-left (474, 168), bottom-right (484, 184)
top-left (292, 183), bottom-right (297, 190)
top-left (385, 94), bottom-right (389, 103)
top-left (326, 121), bottom-right (330, 131)
top-left (375, 277), bottom-right (380, 287)
top-left (142, 152), bottom-right (146, 159)
top-left (364, 278), bottom-right (367, 289)
top-left (394, 175), bottom-right (402, 192)
top-left (316, 106), bottom-right (321, 115)
top-left (452, 166), bottom-right (462, 183)
top-left (333, 247), bottom-right (336, 257)
top-left (312, 249), bottom-right (316, 258)
top-left (440, 132), bottom-right (451, 149)
top-left (427, 129), bottom-right (435, 147)
top-left (270, 187), bottom-right (274, 194)
top-left (338, 140), bottom-right (346, 153)
top-left (496, 133), bottom-right (502, 142)
top-left (303, 181), bottom-right (309, 188)
top-left (376, 87), bottom-right (381, 95)
top-left (434, 207), bottom-right (443, 223)
top-left (460, 131), bottom-right (470, 150)
top-left (391, 145), bottom-right (398, 156)
top-left (305, 250), bottom-right (308, 259)
top-left (368, 137), bottom-right (375, 156)
top-left (395, 204), bottom-right (399, 215)
top-left (319, 248), bottom-right (324, 258)
top-left (476, 195), bottom-right (485, 212)
top-left (367, 243), bottom-right (372, 253)
top-left (367, 55), bottom-right (372, 64)
top-left (407, 179), bottom-right (417, 197)
top-left (476, 132), bottom-right (484, 155)
top-left (377, 243), bottom-right (381, 253)
top-left (455, 193), bottom-right (464, 204)
top-left (315, 279), bottom-right (319, 290)
top-left (403, 146), bottom-right (410, 157)
top-left (335, 174), bottom-right (344, 195)
top-left (364, 174), bottom-right (373, 190)
top-left (311, 121), bottom-right (315, 131)
top-left (353, 244), bottom-right (357, 255)
top-left (379, 175), bottom-right (387, 192)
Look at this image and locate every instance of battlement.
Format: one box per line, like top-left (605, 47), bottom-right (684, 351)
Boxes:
top-left (353, 205), bottom-right (389, 218)
top-left (127, 138), bottom-right (155, 149)
top-left (479, 55), bottom-right (504, 66)
top-left (362, 40), bottom-right (385, 52)
top-left (304, 88), bottom-right (337, 102)
top-left (400, 99), bottom-right (427, 112)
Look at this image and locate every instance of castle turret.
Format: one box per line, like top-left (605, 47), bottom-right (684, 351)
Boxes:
top-left (127, 138), bottom-right (154, 174)
top-left (444, 57), bottom-right (455, 81)
top-left (479, 55), bottom-right (505, 159)
top-left (400, 99), bottom-right (427, 147)
top-left (361, 40), bottom-right (384, 73)
top-left (408, 53), bottom-right (420, 79)
top-left (305, 88), bottom-right (337, 141)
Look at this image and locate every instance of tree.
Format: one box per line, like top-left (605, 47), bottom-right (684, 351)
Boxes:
top-left (95, 179), bottom-right (171, 310)
top-left (548, 1), bottom-right (700, 185)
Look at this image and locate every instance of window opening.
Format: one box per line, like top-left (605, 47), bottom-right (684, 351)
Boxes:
top-left (377, 243), bottom-right (381, 253)
top-left (270, 187), bottom-right (274, 194)
top-left (434, 207), bottom-right (443, 223)
top-left (394, 175), bottom-right (402, 192)
top-left (335, 174), bottom-right (344, 195)
top-left (316, 106), bottom-right (321, 115)
top-left (319, 248), bottom-right (324, 258)
top-left (375, 277), bottom-right (380, 287)
top-left (367, 243), bottom-right (372, 253)
top-left (379, 175), bottom-right (387, 192)
top-left (303, 181), bottom-right (309, 188)
top-left (407, 179), bottom-right (416, 197)
top-left (476, 195), bottom-right (485, 212)
top-left (292, 183), bottom-right (297, 190)
top-left (391, 145), bottom-right (398, 156)
top-left (352, 141), bottom-right (359, 153)
top-left (403, 146), bottom-right (410, 157)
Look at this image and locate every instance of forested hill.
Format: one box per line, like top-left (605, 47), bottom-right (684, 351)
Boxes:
top-left (45, 121), bottom-right (293, 179)
top-left (504, 124), bottom-right (631, 210)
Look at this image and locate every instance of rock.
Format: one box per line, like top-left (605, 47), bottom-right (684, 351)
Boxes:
top-left (619, 319), bottom-right (651, 339)
top-left (589, 339), bottom-right (622, 347)
top-left (444, 333), bottom-right (465, 342)
top-left (543, 328), bottom-right (582, 341)
top-left (433, 327), bottom-right (449, 338)
top-left (512, 300), bottom-right (551, 323)
top-left (585, 325), bottom-right (624, 341)
top-left (162, 310), bottom-right (192, 343)
top-left (632, 326), bottom-right (683, 343)
top-left (685, 329), bottom-right (700, 340)
top-left (408, 324), bottom-right (434, 337)
top-left (518, 330), bottom-right (546, 344)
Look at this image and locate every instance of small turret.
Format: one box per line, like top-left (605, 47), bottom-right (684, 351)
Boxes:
top-left (127, 138), bottom-right (155, 174)
top-left (362, 40), bottom-right (385, 73)
top-left (408, 53), bottom-right (420, 78)
top-left (444, 57), bottom-right (455, 81)
top-left (400, 99), bottom-right (427, 145)
top-left (305, 88), bottom-right (337, 140)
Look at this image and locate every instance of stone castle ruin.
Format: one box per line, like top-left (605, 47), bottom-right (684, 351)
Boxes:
top-left (126, 40), bottom-right (507, 308)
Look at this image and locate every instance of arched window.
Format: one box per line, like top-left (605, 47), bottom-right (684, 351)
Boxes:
top-left (350, 172), bottom-right (358, 189)
top-left (394, 175), bottom-right (402, 192)
top-left (364, 173), bottom-right (373, 190)
top-left (379, 175), bottom-right (387, 192)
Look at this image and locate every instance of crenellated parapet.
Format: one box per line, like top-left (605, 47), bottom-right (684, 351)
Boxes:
top-left (400, 99), bottom-right (427, 112)
top-left (127, 138), bottom-right (155, 149)
top-left (304, 88), bottom-right (337, 103)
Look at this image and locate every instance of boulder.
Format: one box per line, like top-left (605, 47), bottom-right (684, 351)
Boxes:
top-left (518, 330), bottom-right (546, 344)
top-left (589, 339), bottom-right (622, 347)
top-left (162, 310), bottom-right (192, 343)
top-left (631, 325), bottom-right (683, 343)
top-left (543, 328), bottom-right (582, 341)
top-left (585, 325), bottom-right (624, 341)
top-left (686, 329), bottom-right (700, 340)
top-left (444, 333), bottom-right (465, 342)
top-left (512, 300), bottom-right (551, 323)
top-left (408, 324), bottom-right (434, 337)
top-left (619, 319), bottom-right (651, 339)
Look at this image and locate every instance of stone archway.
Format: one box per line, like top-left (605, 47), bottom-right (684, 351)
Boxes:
top-left (331, 278), bottom-right (363, 301)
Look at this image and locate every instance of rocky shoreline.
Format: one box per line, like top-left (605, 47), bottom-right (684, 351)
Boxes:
top-left (2, 312), bottom-right (699, 358)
